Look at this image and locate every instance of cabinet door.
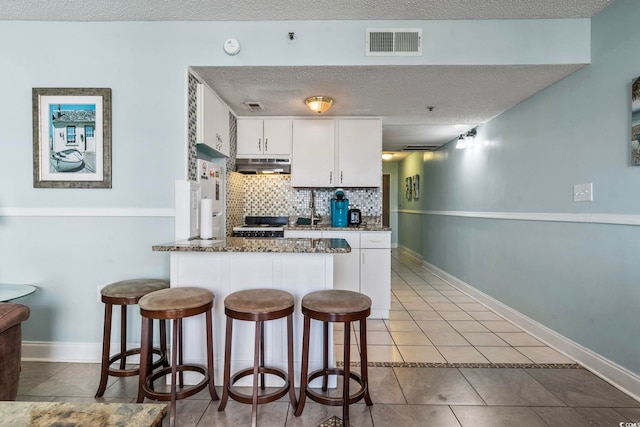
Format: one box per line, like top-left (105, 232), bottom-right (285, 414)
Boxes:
top-left (360, 248), bottom-right (391, 316)
top-left (263, 119), bottom-right (291, 157)
top-left (237, 119), bottom-right (264, 157)
top-left (322, 232), bottom-right (360, 293)
top-left (337, 119), bottom-right (382, 187)
top-left (214, 101), bottom-right (230, 157)
top-left (291, 120), bottom-right (335, 187)
top-left (198, 83), bottom-right (230, 157)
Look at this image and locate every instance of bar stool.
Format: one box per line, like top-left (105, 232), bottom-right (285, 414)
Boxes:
top-left (96, 278), bottom-right (169, 398)
top-left (137, 287), bottom-right (218, 427)
top-left (295, 289), bottom-right (373, 426)
top-left (218, 289), bottom-right (297, 427)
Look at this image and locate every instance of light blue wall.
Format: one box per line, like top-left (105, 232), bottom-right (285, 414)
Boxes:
top-left (397, 152), bottom-right (426, 256)
top-left (382, 162), bottom-right (398, 246)
top-left (416, 0), bottom-right (640, 375)
top-left (0, 18), bottom-right (592, 351)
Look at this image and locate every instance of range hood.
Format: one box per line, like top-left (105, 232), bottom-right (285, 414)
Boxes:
top-left (236, 158), bottom-right (291, 174)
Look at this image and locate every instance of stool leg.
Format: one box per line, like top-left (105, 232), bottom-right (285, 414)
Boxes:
top-left (178, 318), bottom-right (184, 388)
top-left (260, 321), bottom-right (265, 391)
top-left (136, 317), bottom-right (151, 403)
top-left (294, 315), bottom-right (311, 417)
top-left (170, 317), bottom-right (179, 427)
top-left (95, 302), bottom-right (113, 398)
top-left (205, 308), bottom-right (219, 401)
top-left (160, 319), bottom-right (169, 368)
top-left (218, 316), bottom-right (233, 411)
top-left (119, 305), bottom-right (127, 370)
top-left (286, 313), bottom-right (298, 411)
top-left (322, 321), bottom-right (329, 392)
top-left (343, 321), bottom-right (351, 426)
top-left (251, 320), bottom-right (262, 427)
top-left (360, 318), bottom-right (373, 406)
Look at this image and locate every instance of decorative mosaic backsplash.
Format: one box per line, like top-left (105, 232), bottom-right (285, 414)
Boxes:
top-left (187, 73), bottom-right (199, 181)
top-left (225, 172), bottom-right (244, 236)
top-left (240, 175), bottom-right (382, 226)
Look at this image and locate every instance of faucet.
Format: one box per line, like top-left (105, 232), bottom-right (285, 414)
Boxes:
top-left (309, 189), bottom-right (316, 227)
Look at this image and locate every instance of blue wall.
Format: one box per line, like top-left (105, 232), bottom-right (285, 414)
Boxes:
top-left (0, 17), bottom-right (592, 357)
top-left (405, 0), bottom-right (640, 377)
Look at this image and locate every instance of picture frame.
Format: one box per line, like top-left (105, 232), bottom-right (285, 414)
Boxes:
top-left (632, 76), bottom-right (640, 165)
top-left (413, 174), bottom-right (420, 199)
top-left (33, 88), bottom-right (112, 188)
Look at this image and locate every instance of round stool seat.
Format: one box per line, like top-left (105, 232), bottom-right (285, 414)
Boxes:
top-left (302, 290), bottom-right (371, 322)
top-left (224, 289), bottom-right (294, 321)
top-left (101, 279), bottom-right (169, 305)
top-left (139, 287), bottom-right (214, 319)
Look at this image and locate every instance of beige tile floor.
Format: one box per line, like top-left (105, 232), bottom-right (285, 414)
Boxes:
top-left (334, 250), bottom-right (575, 367)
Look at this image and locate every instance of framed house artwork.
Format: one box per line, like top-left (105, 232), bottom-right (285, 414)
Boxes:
top-left (413, 174), bottom-right (420, 199)
top-left (632, 76), bottom-right (640, 166)
top-left (33, 88), bottom-right (112, 188)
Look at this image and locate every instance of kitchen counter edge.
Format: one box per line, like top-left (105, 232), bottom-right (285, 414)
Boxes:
top-left (152, 237), bottom-right (351, 253)
top-left (285, 224), bottom-right (391, 232)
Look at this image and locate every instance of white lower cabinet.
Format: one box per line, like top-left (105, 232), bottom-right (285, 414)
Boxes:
top-left (284, 230), bottom-right (390, 318)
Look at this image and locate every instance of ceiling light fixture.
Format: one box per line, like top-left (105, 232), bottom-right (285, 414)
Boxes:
top-left (382, 153), bottom-right (394, 160)
top-left (305, 96), bottom-right (334, 114)
top-left (455, 134), bottom-right (467, 150)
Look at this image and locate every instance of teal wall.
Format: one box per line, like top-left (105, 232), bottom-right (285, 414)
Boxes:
top-left (410, 0), bottom-right (640, 375)
top-left (397, 152), bottom-right (426, 256)
top-left (0, 17), bottom-right (592, 352)
top-left (382, 162), bottom-right (398, 246)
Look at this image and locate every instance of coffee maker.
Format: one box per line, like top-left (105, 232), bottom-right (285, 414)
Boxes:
top-left (331, 189), bottom-right (348, 227)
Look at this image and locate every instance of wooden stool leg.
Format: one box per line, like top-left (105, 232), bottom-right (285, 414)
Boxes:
top-left (218, 316), bottom-right (233, 411)
top-left (169, 317), bottom-right (179, 427)
top-left (205, 308), bottom-right (219, 401)
top-left (119, 305), bottom-right (127, 370)
top-left (343, 321), bottom-right (351, 426)
top-left (360, 318), bottom-right (373, 406)
top-left (95, 302), bottom-right (113, 398)
top-left (160, 319), bottom-right (169, 368)
top-left (136, 317), bottom-right (151, 403)
top-left (286, 313), bottom-right (298, 410)
top-left (260, 321), bottom-right (265, 391)
top-left (322, 321), bottom-right (329, 392)
top-left (178, 318), bottom-right (184, 388)
top-left (294, 315), bottom-right (311, 417)
top-left (251, 320), bottom-right (262, 427)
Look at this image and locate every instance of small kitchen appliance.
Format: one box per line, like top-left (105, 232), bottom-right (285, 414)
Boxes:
top-left (232, 216), bottom-right (288, 238)
top-left (348, 208), bottom-right (362, 226)
top-left (331, 189), bottom-right (348, 228)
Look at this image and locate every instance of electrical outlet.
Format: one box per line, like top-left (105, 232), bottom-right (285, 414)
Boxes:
top-left (573, 183), bottom-right (593, 202)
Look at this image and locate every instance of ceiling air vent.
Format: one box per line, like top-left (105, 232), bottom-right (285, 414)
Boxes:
top-left (402, 144), bottom-right (439, 152)
top-left (366, 28), bottom-right (422, 56)
top-left (243, 101), bottom-right (265, 112)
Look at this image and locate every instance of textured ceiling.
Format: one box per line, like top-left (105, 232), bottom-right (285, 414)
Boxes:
top-left (2, 0), bottom-right (614, 155)
top-left (0, 0), bottom-right (613, 21)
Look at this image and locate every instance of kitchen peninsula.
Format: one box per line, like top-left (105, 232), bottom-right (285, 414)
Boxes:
top-left (152, 236), bottom-right (350, 386)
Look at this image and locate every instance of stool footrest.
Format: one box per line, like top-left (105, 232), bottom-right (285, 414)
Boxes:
top-left (107, 347), bottom-right (166, 378)
top-left (142, 365), bottom-right (209, 401)
top-left (226, 366), bottom-right (290, 405)
top-left (306, 368), bottom-right (367, 406)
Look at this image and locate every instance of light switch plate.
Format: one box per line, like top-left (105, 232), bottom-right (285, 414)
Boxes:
top-left (573, 183), bottom-right (593, 202)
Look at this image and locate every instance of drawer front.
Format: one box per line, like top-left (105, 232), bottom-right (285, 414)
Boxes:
top-left (284, 230), bottom-right (323, 239)
top-left (321, 231), bottom-right (360, 249)
top-left (360, 232), bottom-right (390, 248)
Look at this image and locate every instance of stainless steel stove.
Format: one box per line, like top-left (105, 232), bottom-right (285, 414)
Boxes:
top-left (232, 216), bottom-right (288, 238)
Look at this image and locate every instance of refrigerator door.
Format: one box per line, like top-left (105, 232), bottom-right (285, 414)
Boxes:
top-left (197, 159), bottom-right (223, 212)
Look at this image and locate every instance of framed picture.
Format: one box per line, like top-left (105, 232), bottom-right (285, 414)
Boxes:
top-left (413, 174), bottom-right (420, 199)
top-left (632, 76), bottom-right (640, 165)
top-left (405, 176), bottom-right (412, 200)
top-left (33, 88), bottom-right (112, 188)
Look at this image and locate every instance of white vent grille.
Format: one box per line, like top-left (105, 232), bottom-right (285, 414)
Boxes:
top-left (402, 144), bottom-right (439, 152)
top-left (366, 28), bottom-right (422, 56)
top-left (243, 101), bottom-right (264, 112)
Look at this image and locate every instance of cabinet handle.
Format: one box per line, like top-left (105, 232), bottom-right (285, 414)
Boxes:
top-left (329, 171), bottom-right (333, 184)
top-left (265, 139), bottom-right (268, 152)
top-left (258, 138), bottom-right (261, 152)
top-left (340, 171), bottom-right (343, 183)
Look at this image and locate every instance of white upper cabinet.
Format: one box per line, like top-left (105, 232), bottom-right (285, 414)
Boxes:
top-left (237, 119), bottom-right (291, 159)
top-left (197, 83), bottom-right (230, 157)
top-left (291, 118), bottom-right (382, 187)
top-left (336, 119), bottom-right (382, 187)
top-left (291, 119), bottom-right (336, 187)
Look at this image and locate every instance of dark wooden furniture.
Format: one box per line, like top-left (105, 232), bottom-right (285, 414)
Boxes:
top-left (95, 278), bottom-right (169, 398)
top-left (218, 289), bottom-right (297, 427)
top-left (295, 289), bottom-right (373, 426)
top-left (137, 287), bottom-right (218, 427)
top-left (0, 303), bottom-right (30, 401)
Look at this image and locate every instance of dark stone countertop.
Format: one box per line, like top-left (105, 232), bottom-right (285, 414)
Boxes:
top-left (152, 237), bottom-right (351, 253)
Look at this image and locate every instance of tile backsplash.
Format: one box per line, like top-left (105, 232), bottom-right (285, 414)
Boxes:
top-left (240, 174), bottom-right (381, 225)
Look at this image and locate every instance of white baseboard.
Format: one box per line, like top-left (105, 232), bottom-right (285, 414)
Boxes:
top-left (422, 259), bottom-right (640, 402)
top-left (22, 341), bottom-right (102, 363)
